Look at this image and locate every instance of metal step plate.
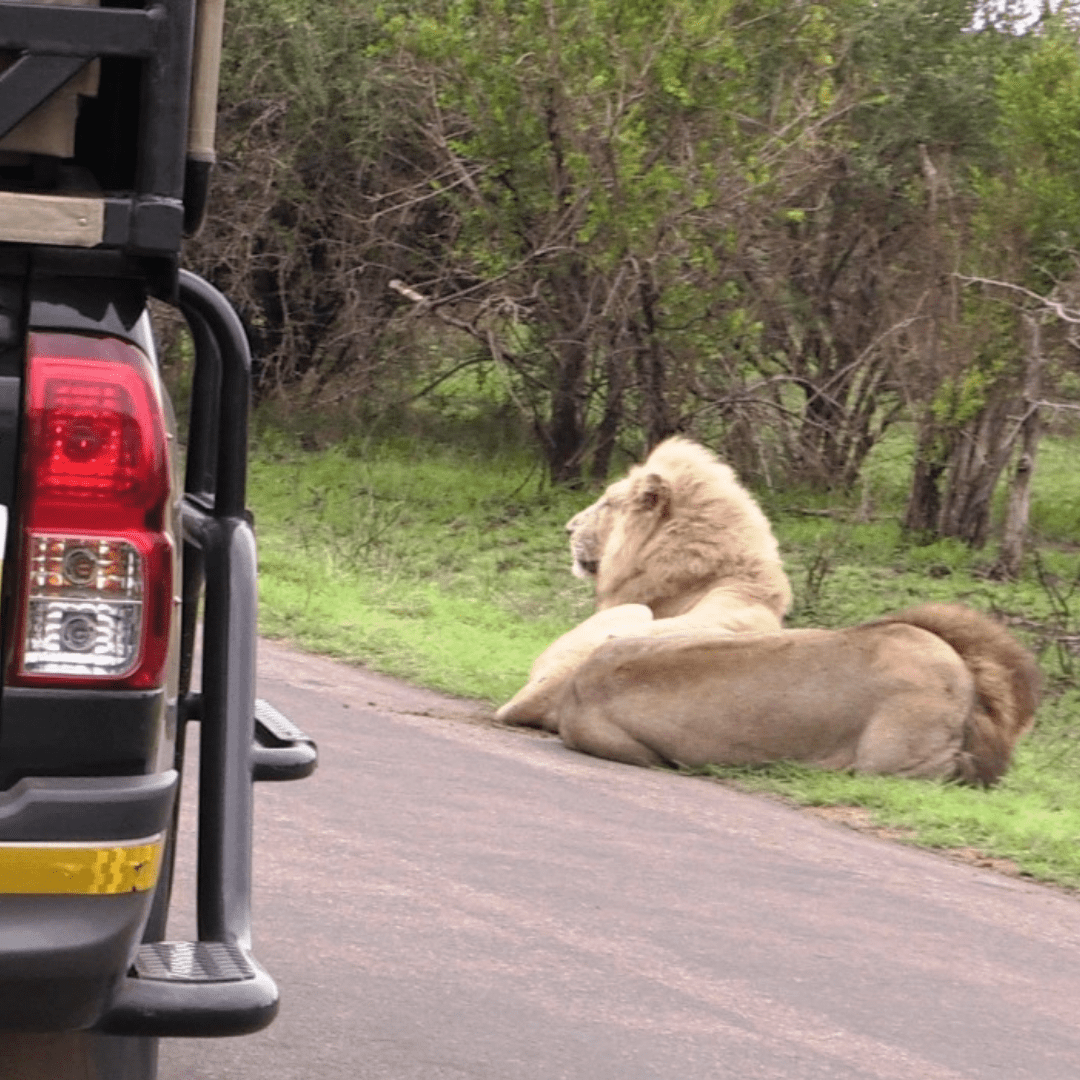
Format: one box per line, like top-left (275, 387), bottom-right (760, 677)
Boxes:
top-left (134, 941), bottom-right (256, 984)
top-left (252, 698), bottom-right (318, 781)
top-left (254, 697), bottom-right (310, 745)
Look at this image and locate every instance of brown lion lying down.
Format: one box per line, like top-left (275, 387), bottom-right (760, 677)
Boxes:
top-left (556, 603), bottom-right (1040, 786)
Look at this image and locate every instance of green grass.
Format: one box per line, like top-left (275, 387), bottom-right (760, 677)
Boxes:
top-left (247, 420), bottom-right (1080, 891)
top-left (250, 430), bottom-right (593, 702)
top-left (691, 735), bottom-right (1080, 888)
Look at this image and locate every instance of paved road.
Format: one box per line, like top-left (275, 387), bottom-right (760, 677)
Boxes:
top-left (161, 641), bottom-right (1080, 1080)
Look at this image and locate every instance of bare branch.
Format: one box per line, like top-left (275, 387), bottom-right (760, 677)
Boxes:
top-left (956, 274), bottom-right (1080, 324)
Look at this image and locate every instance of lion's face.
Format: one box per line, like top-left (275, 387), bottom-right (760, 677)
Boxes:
top-left (566, 478), bottom-right (630, 580)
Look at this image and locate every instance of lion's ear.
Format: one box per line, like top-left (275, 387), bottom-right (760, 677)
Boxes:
top-left (635, 472), bottom-right (671, 516)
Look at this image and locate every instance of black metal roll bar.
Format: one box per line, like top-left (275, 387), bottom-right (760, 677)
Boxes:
top-left (99, 270), bottom-right (314, 1038)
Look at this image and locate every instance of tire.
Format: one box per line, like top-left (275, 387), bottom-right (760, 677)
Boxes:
top-left (0, 1031), bottom-right (157, 1080)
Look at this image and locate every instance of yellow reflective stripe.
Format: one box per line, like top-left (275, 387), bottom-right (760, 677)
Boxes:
top-left (0, 837), bottom-right (163, 895)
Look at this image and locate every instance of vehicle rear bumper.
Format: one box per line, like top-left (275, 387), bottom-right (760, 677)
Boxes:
top-left (0, 771), bottom-right (177, 1031)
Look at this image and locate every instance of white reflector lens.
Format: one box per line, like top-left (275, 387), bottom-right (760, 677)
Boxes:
top-left (22, 535), bottom-right (143, 677)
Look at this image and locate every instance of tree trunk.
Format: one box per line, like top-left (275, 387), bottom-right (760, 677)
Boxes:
top-left (539, 251), bottom-right (592, 485)
top-left (902, 423), bottom-right (946, 537)
top-left (634, 277), bottom-right (676, 450)
top-left (546, 338), bottom-right (588, 484)
top-left (996, 314), bottom-right (1043, 578)
top-left (590, 348), bottom-right (626, 483)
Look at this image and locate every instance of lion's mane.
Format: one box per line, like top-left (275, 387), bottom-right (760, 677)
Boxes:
top-left (572, 437), bottom-right (792, 621)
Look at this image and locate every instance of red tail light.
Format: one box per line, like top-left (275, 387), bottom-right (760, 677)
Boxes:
top-left (9, 333), bottom-right (175, 689)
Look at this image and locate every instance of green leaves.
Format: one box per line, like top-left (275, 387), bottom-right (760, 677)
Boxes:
top-left (202, 0), bottom-right (1080, 499)
top-left (978, 16), bottom-right (1080, 282)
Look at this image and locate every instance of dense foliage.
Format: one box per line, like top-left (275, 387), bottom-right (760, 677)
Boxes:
top-left (192, 0), bottom-right (1080, 562)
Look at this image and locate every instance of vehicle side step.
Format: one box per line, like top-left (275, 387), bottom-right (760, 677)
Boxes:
top-left (252, 698), bottom-right (317, 782)
top-left (96, 941), bottom-right (278, 1037)
top-left (136, 941), bottom-right (255, 982)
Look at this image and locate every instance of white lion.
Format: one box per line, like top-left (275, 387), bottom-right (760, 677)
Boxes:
top-left (497, 438), bottom-right (792, 729)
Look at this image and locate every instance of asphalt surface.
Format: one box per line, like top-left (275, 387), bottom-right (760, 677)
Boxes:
top-left (160, 640), bottom-right (1080, 1080)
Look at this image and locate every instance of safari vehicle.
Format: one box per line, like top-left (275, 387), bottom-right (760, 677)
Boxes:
top-left (0, 0), bottom-right (316, 1076)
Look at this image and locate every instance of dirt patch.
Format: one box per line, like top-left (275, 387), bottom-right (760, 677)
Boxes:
top-left (807, 804), bottom-right (916, 843)
top-left (805, 804), bottom-right (1030, 882)
top-left (938, 846), bottom-right (1026, 876)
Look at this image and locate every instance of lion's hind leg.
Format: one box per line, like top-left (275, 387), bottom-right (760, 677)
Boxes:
top-left (852, 693), bottom-right (968, 781)
top-left (556, 678), bottom-right (670, 769)
top-left (559, 713), bottom-right (671, 769)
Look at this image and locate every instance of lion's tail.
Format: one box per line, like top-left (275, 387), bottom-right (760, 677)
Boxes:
top-left (871, 603), bottom-right (1042, 786)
